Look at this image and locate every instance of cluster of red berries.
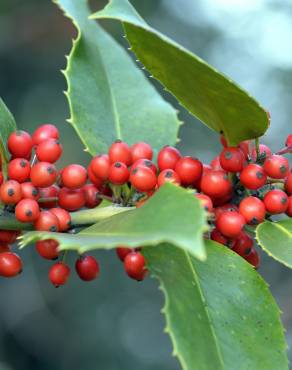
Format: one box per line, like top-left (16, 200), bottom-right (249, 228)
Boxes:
top-left (0, 122), bottom-right (291, 285)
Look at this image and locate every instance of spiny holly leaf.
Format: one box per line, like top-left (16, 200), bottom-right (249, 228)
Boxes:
top-left (0, 98), bottom-right (17, 173)
top-left (19, 184), bottom-right (207, 260)
top-left (91, 0), bottom-right (269, 146)
top-left (256, 218), bottom-right (292, 268)
top-left (54, 0), bottom-right (180, 156)
top-left (143, 241), bottom-right (288, 370)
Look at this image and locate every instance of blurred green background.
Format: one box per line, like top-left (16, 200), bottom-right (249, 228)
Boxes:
top-left (0, 1), bottom-right (292, 369)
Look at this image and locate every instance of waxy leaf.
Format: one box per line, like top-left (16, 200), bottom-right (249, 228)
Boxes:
top-left (256, 218), bottom-right (292, 268)
top-left (19, 184), bottom-right (207, 260)
top-left (143, 241), bottom-right (288, 370)
top-left (92, 0), bottom-right (269, 145)
top-left (0, 97), bottom-right (17, 170)
top-left (55, 0), bottom-right (180, 155)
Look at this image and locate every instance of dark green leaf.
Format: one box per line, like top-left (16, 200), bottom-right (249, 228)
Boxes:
top-left (91, 0), bottom-right (269, 145)
top-left (0, 97), bottom-right (17, 168)
top-left (143, 241), bottom-right (288, 370)
top-left (19, 184), bottom-right (207, 260)
top-left (256, 218), bottom-right (292, 268)
top-left (55, 0), bottom-right (180, 155)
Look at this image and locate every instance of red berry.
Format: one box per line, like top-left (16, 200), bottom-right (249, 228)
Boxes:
top-left (36, 138), bottom-right (63, 163)
top-left (239, 196), bottom-right (266, 225)
top-left (38, 185), bottom-right (59, 208)
top-left (263, 154), bottom-right (289, 179)
top-left (263, 189), bottom-right (288, 214)
top-left (34, 211), bottom-right (60, 232)
top-left (90, 154), bottom-right (110, 181)
top-left (0, 180), bottom-right (22, 204)
top-left (232, 232), bottom-right (253, 256)
top-left (58, 188), bottom-right (85, 211)
top-left (240, 164), bottom-right (267, 190)
top-left (210, 156), bottom-right (224, 171)
top-left (216, 211), bottom-right (246, 238)
top-left (157, 169), bottom-right (181, 187)
top-left (20, 182), bottom-right (40, 201)
top-left (50, 208), bottom-right (71, 232)
top-left (124, 251), bottom-right (147, 281)
top-left (131, 142), bottom-right (153, 163)
top-left (0, 252), bottom-right (22, 277)
top-left (0, 244), bottom-right (11, 253)
top-left (30, 162), bottom-right (57, 188)
top-left (75, 255), bottom-right (100, 281)
top-left (157, 146), bottom-right (181, 171)
top-left (8, 130), bottom-right (32, 159)
top-left (0, 230), bottom-right (19, 244)
top-left (244, 248), bottom-right (260, 269)
top-left (285, 134), bottom-right (292, 148)
top-left (8, 158), bottom-right (30, 183)
top-left (36, 239), bottom-right (59, 260)
top-left (87, 164), bottom-right (104, 188)
top-left (286, 196), bottom-right (292, 217)
top-left (285, 172), bottom-right (292, 195)
top-left (0, 171), bottom-right (3, 185)
top-left (131, 159), bottom-right (157, 175)
top-left (49, 262), bottom-right (70, 287)
top-left (130, 166), bottom-right (157, 192)
top-left (15, 199), bottom-right (40, 222)
top-left (195, 193), bottom-right (213, 212)
top-left (108, 162), bottom-right (129, 185)
top-left (210, 228), bottom-right (228, 246)
top-left (32, 124), bottom-right (59, 146)
top-left (214, 203), bottom-right (238, 219)
top-left (219, 146), bottom-right (245, 172)
top-left (83, 184), bottom-right (101, 208)
top-left (109, 140), bottom-right (132, 166)
top-left (200, 170), bottom-right (232, 198)
top-left (61, 164), bottom-right (87, 189)
top-left (116, 247), bottom-right (133, 262)
top-left (174, 156), bottom-right (203, 186)
top-left (251, 144), bottom-right (272, 161)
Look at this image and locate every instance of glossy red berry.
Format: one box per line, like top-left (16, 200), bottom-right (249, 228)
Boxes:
top-left (200, 170), bottom-right (232, 198)
top-left (8, 130), bottom-right (32, 159)
top-left (195, 193), bottom-right (213, 212)
top-left (75, 255), bottom-right (100, 281)
top-left (38, 185), bottom-right (59, 208)
top-left (8, 158), bottom-right (30, 183)
top-left (232, 232), bottom-right (253, 256)
top-left (174, 157), bottom-right (203, 186)
top-left (157, 169), bottom-right (181, 187)
top-left (210, 228), bottom-right (228, 246)
top-left (263, 189), bottom-right (288, 214)
top-left (50, 208), bottom-right (71, 232)
top-left (286, 196), bottom-right (292, 217)
top-left (20, 182), bottom-right (40, 201)
top-left (214, 203), bottom-right (238, 219)
top-left (239, 196), bottom-right (266, 225)
top-left (0, 230), bottom-right (19, 244)
top-left (109, 140), bottom-right (132, 166)
top-left (90, 154), bottom-right (110, 181)
top-left (157, 146), bottom-right (181, 171)
top-left (244, 248), bottom-right (260, 269)
top-left (285, 134), bottom-right (292, 148)
top-left (131, 142), bottom-right (153, 163)
top-left (34, 211), bottom-right (59, 232)
top-left (58, 188), bottom-right (85, 211)
top-left (251, 144), bottom-right (272, 161)
top-left (32, 124), bottom-right (59, 146)
top-left (116, 247), bottom-right (133, 262)
top-left (216, 211), bottom-right (246, 238)
top-left (263, 154), bottom-right (289, 179)
top-left (131, 159), bottom-right (157, 175)
top-left (87, 164), bottom-right (104, 188)
top-left (83, 184), bottom-right (101, 209)
top-left (130, 166), bottom-right (157, 192)
top-left (36, 138), bottom-right (63, 163)
top-left (30, 162), bottom-right (57, 188)
top-left (36, 239), bottom-right (59, 260)
top-left (49, 262), bottom-right (70, 287)
top-left (240, 164), bottom-right (267, 190)
top-left (15, 199), bottom-right (40, 222)
top-left (285, 173), bottom-right (292, 195)
top-left (0, 252), bottom-right (22, 277)
top-left (219, 146), bottom-right (245, 172)
top-left (210, 156), bottom-right (224, 171)
top-left (0, 180), bottom-right (22, 204)
top-left (61, 164), bottom-right (87, 189)
top-left (124, 251), bottom-right (147, 281)
top-left (108, 162), bottom-right (129, 185)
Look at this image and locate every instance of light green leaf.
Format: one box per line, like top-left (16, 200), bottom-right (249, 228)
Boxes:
top-left (91, 0), bottom-right (269, 145)
top-left (143, 241), bottom-right (288, 370)
top-left (256, 218), bottom-right (292, 268)
top-left (54, 0), bottom-right (180, 155)
top-left (19, 184), bottom-right (207, 260)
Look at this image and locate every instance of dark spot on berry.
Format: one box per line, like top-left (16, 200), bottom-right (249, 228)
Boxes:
top-left (220, 130), bottom-right (224, 134)
top-left (32, 189), bottom-right (39, 196)
top-left (143, 160), bottom-right (152, 167)
top-left (115, 139), bottom-right (122, 143)
top-left (250, 217), bottom-right (259, 225)
top-left (20, 160), bottom-right (27, 168)
top-left (50, 226), bottom-right (57, 232)
top-left (165, 171), bottom-right (173, 178)
top-left (256, 171), bottom-right (264, 179)
top-left (114, 162), bottom-right (122, 168)
top-left (280, 165), bottom-right (287, 174)
top-left (25, 210), bottom-right (33, 217)
top-left (281, 197), bottom-right (287, 204)
top-left (245, 248), bottom-right (252, 256)
top-left (224, 151), bottom-right (232, 160)
top-left (47, 167), bottom-right (55, 174)
top-left (7, 189), bottom-right (15, 196)
top-left (132, 169), bottom-right (138, 175)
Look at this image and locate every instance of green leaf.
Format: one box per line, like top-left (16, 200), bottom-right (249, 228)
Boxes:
top-left (54, 0), bottom-right (180, 156)
top-left (0, 97), bottom-right (17, 171)
top-left (19, 184), bottom-right (207, 260)
top-left (91, 0), bottom-right (269, 145)
top-left (256, 218), bottom-right (292, 268)
top-left (143, 241), bottom-right (288, 370)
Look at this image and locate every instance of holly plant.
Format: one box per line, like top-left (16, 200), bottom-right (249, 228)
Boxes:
top-left (1, 0), bottom-right (292, 369)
